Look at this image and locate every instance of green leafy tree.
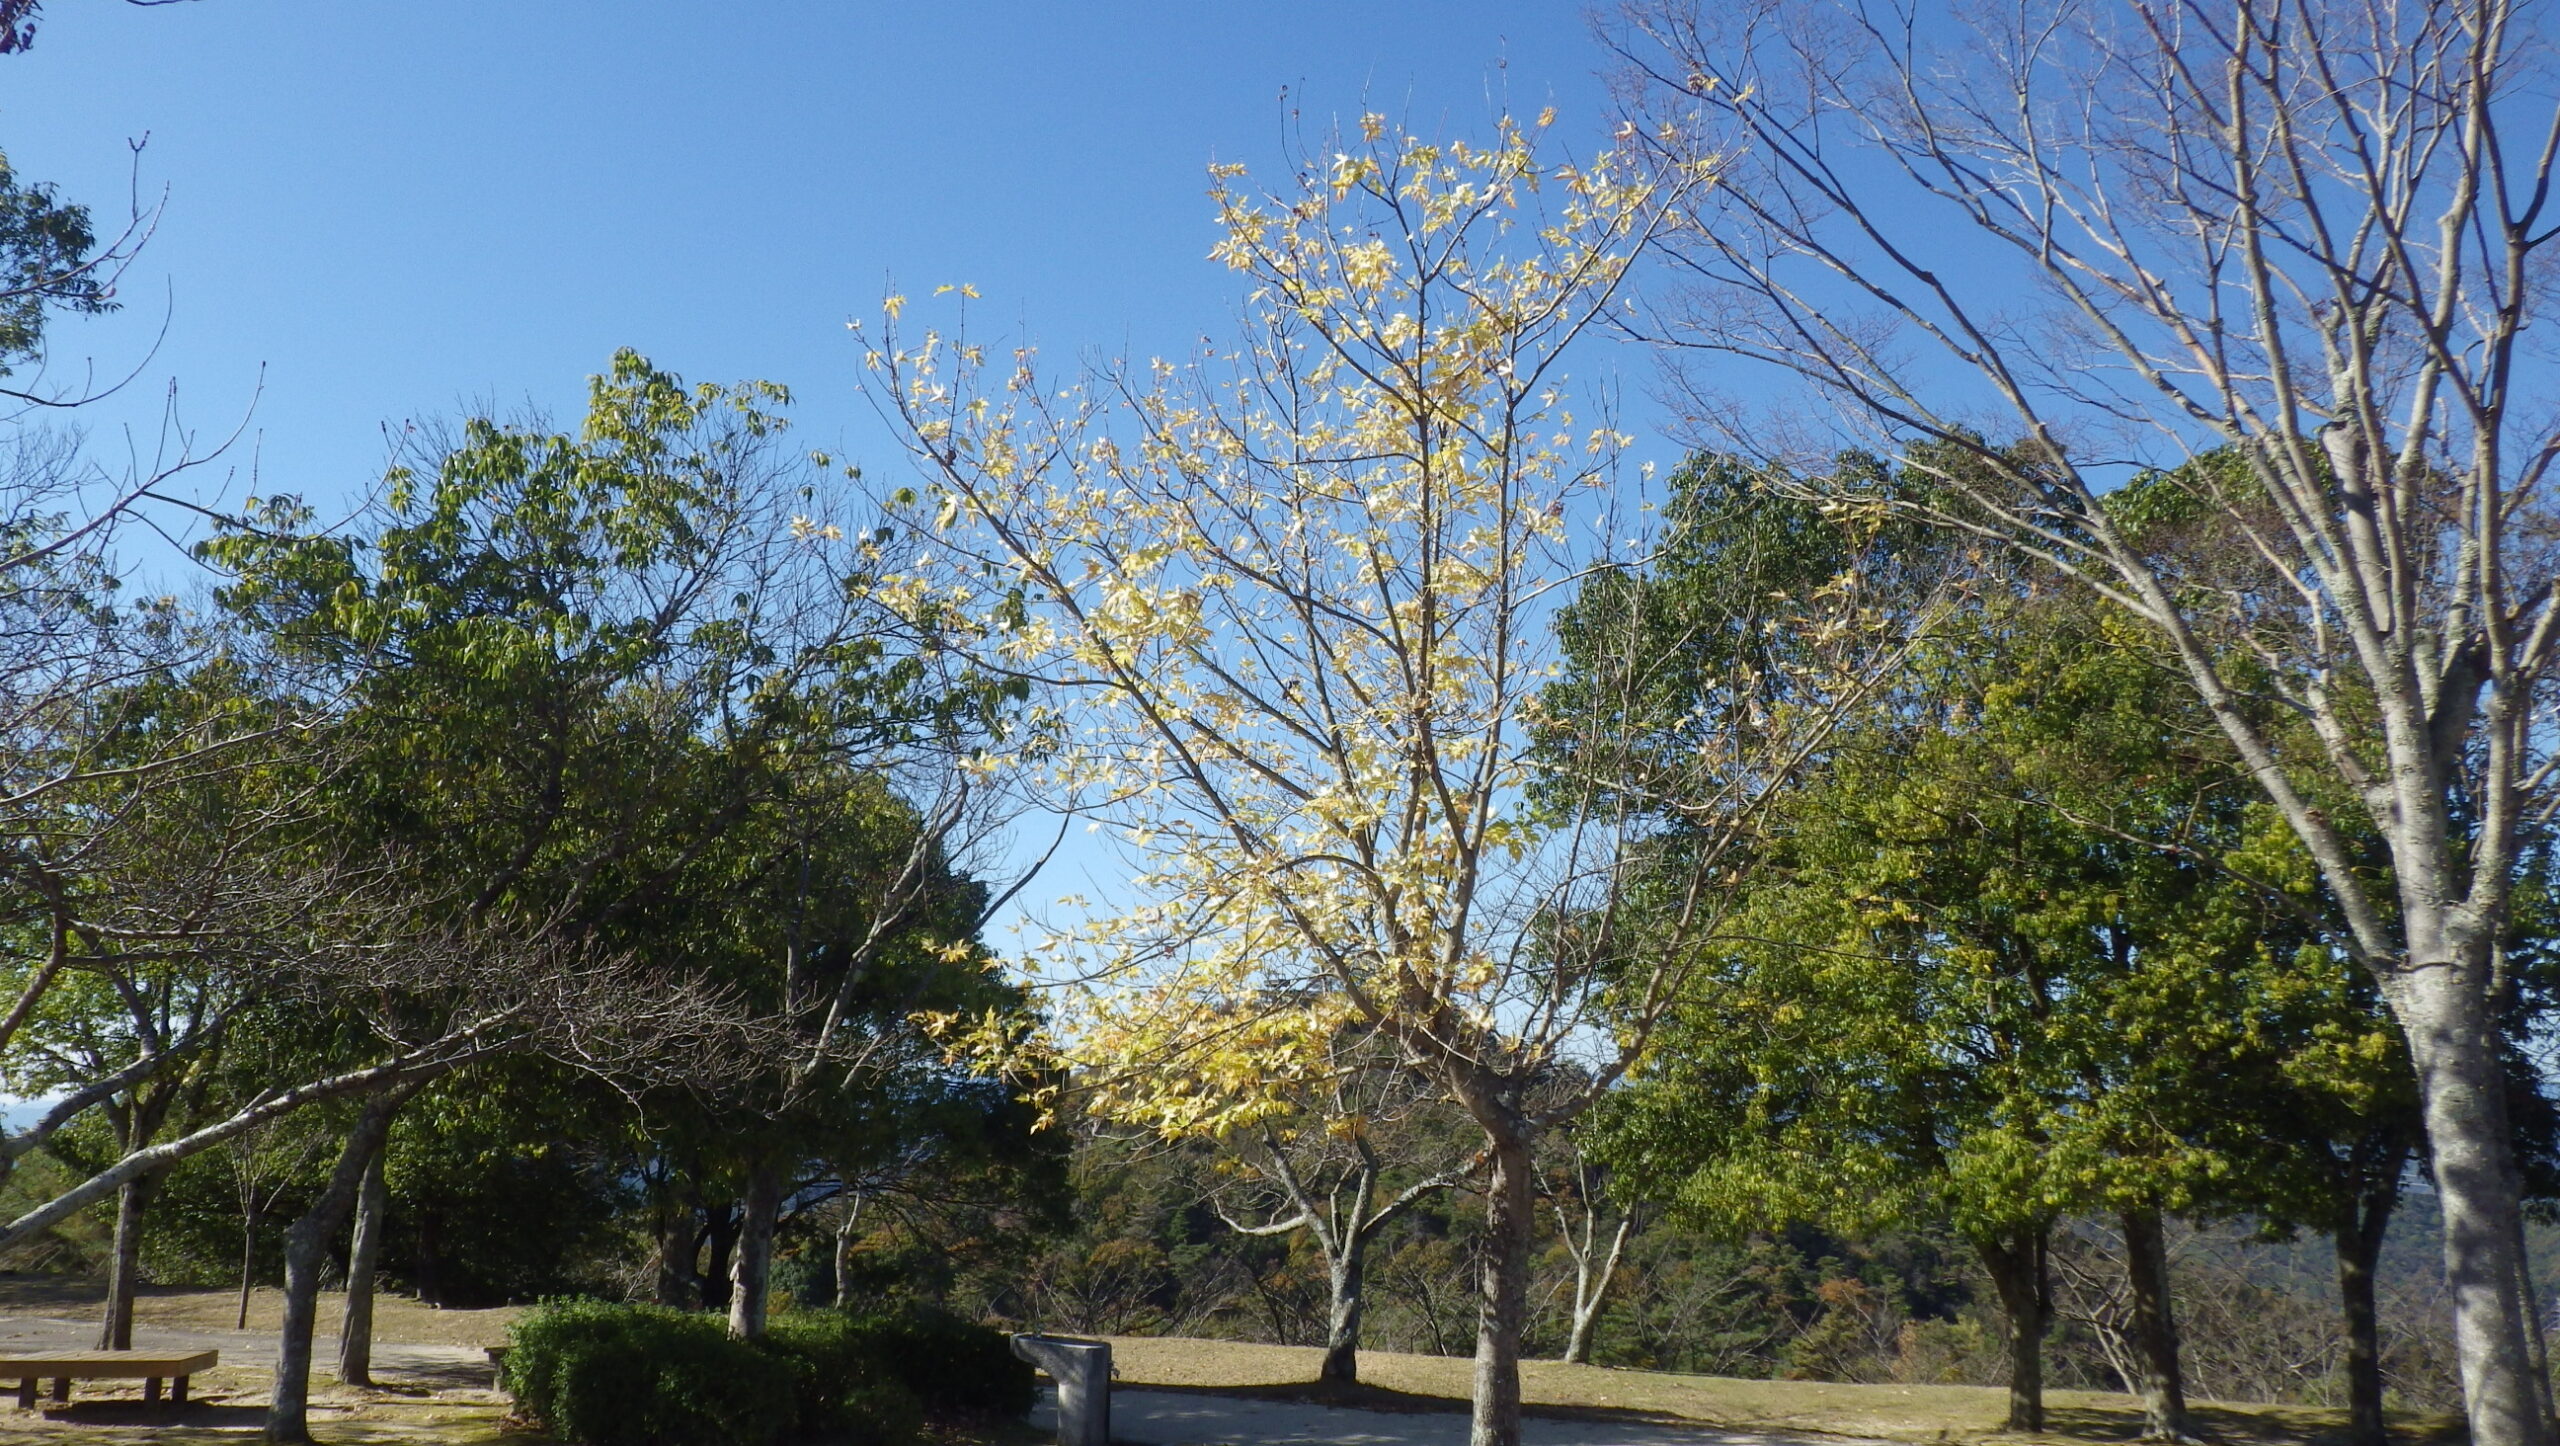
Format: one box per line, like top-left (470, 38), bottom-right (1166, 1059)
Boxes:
top-left (1562, 459), bottom-right (2424, 1434)
top-left (617, 755), bottom-right (1050, 1339)
top-left (0, 150), bottom-right (114, 380)
top-left (1598, 598), bottom-right (2358, 1433)
top-left (203, 349), bottom-right (974, 1439)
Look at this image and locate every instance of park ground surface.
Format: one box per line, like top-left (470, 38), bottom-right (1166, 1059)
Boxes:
top-left (0, 1280), bottom-right (2470, 1446)
top-left (1094, 1337), bottom-right (2463, 1446)
top-left (0, 1276), bottom-right (516, 1444)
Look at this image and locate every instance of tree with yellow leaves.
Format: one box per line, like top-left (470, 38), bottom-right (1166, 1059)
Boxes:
top-left (864, 114), bottom-right (1881, 1446)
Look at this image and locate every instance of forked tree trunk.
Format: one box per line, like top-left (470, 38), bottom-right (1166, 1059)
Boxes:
top-left (1563, 1216), bottom-right (1633, 1365)
top-left (1469, 1124), bottom-right (1535, 1446)
top-left (833, 1190), bottom-right (863, 1309)
top-left (338, 1146), bottom-right (389, 1387)
top-left (727, 1162), bottom-right (780, 1339)
top-left (268, 1091), bottom-right (407, 1444)
top-left (96, 1173), bottom-right (156, 1350)
top-left (1319, 1228), bottom-right (1370, 1384)
top-left (2391, 948), bottom-right (2552, 1446)
top-left (2119, 1208), bottom-right (2188, 1440)
top-left (1976, 1224), bottom-right (2049, 1432)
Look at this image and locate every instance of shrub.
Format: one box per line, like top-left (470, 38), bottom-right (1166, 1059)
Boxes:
top-left (761, 1311), bottom-right (925, 1446)
top-left (839, 1301), bottom-right (1036, 1420)
top-left (503, 1299), bottom-right (796, 1446)
top-left (503, 1297), bottom-right (1026, 1445)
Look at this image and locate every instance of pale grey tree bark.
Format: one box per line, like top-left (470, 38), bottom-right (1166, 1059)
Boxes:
top-left (1546, 1143), bottom-right (1635, 1367)
top-left (832, 1189), bottom-right (864, 1310)
top-left (727, 1162), bottom-right (780, 1340)
top-left (1559, 1214), bottom-right (1633, 1366)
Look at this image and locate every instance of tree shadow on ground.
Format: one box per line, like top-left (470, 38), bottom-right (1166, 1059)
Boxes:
top-left (1140, 1380), bottom-right (1768, 1428)
top-left (37, 1399), bottom-right (265, 1426)
top-left (1155, 1382), bottom-right (2470, 1446)
top-left (2030, 1403), bottom-right (2462, 1446)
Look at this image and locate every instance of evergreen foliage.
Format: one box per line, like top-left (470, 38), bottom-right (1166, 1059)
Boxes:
top-left (503, 1300), bottom-right (799, 1446)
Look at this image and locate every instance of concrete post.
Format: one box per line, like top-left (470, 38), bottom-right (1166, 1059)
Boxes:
top-left (1013, 1333), bottom-right (1111, 1446)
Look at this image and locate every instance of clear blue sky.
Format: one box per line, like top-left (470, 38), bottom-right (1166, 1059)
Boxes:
top-left (7, 2), bottom-right (1629, 526)
top-left (6, 1), bottom-right (1650, 950)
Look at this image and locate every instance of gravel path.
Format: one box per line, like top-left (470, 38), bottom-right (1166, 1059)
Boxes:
top-left (1041, 1388), bottom-right (1891, 1446)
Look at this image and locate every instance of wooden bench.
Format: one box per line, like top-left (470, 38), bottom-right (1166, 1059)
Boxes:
top-left (0, 1349), bottom-right (216, 1409)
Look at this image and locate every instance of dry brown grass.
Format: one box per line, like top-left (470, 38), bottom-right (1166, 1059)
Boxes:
top-left (0, 1276), bottom-right (520, 1350)
top-left (1101, 1336), bottom-right (2466, 1446)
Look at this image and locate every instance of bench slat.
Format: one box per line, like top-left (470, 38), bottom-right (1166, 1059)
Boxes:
top-left (0, 1350), bottom-right (216, 1377)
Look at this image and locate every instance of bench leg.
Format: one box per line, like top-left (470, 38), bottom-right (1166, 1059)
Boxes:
top-left (14, 1377), bottom-right (29, 1410)
top-left (49, 1376), bottom-right (67, 1404)
top-left (143, 1377), bottom-right (160, 1405)
top-left (173, 1375), bottom-right (188, 1405)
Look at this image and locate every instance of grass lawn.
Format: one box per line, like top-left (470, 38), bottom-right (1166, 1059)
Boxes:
top-left (0, 1276), bottom-right (520, 1350)
top-left (0, 1277), bottom-right (529, 1442)
top-left (1103, 1335), bottom-right (2468, 1446)
top-left (0, 1285), bottom-right (2466, 1446)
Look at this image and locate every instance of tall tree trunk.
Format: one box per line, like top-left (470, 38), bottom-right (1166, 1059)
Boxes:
top-left (1319, 1226), bottom-right (1369, 1385)
top-left (267, 1090), bottom-right (407, 1444)
top-left (656, 1203), bottom-right (700, 1308)
top-left (699, 1202), bottom-right (737, 1312)
top-left (2120, 1207), bottom-right (2189, 1440)
top-left (2336, 1148), bottom-right (2406, 1446)
top-left (413, 1209), bottom-right (441, 1308)
top-left (2339, 1218), bottom-right (2388, 1446)
top-left (338, 1145), bottom-right (389, 1387)
top-left (1976, 1224), bottom-right (2049, 1432)
top-left (727, 1163), bottom-right (780, 1340)
top-left (832, 1191), bottom-right (863, 1310)
top-left (1469, 1124), bottom-right (1535, 1446)
top-left (1563, 1216), bottom-right (1634, 1366)
top-left (2393, 953), bottom-right (2553, 1446)
top-left (96, 1172), bottom-right (156, 1350)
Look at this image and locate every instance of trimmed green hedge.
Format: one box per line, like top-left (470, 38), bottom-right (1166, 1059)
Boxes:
top-left (502, 1300), bottom-right (796, 1446)
top-left (837, 1300), bottom-right (1037, 1420)
top-left (761, 1312), bottom-right (926, 1446)
top-left (503, 1298), bottom-right (1029, 1446)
